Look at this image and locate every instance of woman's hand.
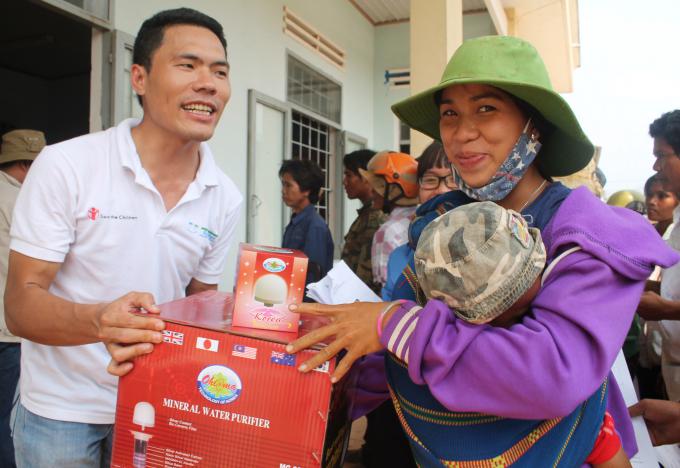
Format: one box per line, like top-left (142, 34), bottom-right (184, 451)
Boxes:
top-left (285, 301), bottom-right (400, 382)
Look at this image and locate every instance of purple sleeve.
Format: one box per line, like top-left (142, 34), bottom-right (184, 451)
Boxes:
top-left (349, 352), bottom-right (390, 420)
top-left (380, 250), bottom-right (642, 420)
top-left (606, 371), bottom-right (637, 458)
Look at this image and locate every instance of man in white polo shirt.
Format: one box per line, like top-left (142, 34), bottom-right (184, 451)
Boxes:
top-left (4, 8), bottom-right (242, 467)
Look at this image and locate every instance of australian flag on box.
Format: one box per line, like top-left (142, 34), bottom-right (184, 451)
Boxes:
top-left (270, 351), bottom-right (296, 367)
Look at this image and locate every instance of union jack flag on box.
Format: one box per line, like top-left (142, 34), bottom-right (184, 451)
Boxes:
top-left (162, 330), bottom-right (184, 345)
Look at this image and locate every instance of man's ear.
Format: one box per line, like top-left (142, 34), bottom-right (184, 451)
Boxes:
top-left (130, 64), bottom-right (148, 101)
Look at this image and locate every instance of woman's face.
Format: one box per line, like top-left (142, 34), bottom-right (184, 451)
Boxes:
top-left (280, 172), bottom-right (309, 213)
top-left (439, 84), bottom-right (528, 188)
top-left (646, 180), bottom-right (679, 222)
top-left (418, 166), bottom-right (455, 203)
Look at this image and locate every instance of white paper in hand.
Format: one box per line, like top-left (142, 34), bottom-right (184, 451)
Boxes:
top-left (611, 351), bottom-right (660, 467)
top-left (306, 260), bottom-right (381, 305)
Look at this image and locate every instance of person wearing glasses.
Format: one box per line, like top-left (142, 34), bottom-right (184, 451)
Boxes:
top-left (382, 141), bottom-right (456, 301)
top-left (354, 141), bottom-right (458, 468)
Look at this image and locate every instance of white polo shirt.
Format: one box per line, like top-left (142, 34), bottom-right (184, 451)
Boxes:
top-left (10, 118), bottom-right (242, 424)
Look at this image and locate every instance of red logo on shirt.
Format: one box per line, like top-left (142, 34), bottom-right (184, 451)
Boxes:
top-left (87, 207), bottom-right (99, 220)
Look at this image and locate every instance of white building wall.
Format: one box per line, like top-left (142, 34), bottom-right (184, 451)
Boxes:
top-left (113, 0), bottom-right (375, 289)
top-left (371, 12), bottom-right (495, 158)
top-left (373, 22), bottom-right (410, 152)
top-left (463, 12), bottom-right (496, 40)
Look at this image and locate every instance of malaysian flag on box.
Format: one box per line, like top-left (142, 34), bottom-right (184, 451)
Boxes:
top-left (232, 344), bottom-right (257, 360)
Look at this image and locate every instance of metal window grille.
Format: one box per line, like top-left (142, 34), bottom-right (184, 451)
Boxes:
top-left (287, 55), bottom-right (341, 123)
top-left (291, 111), bottom-right (333, 222)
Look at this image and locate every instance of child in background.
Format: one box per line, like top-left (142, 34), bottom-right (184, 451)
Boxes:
top-left (414, 201), bottom-right (630, 467)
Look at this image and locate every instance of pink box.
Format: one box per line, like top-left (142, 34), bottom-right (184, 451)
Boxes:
top-left (232, 244), bottom-right (308, 333)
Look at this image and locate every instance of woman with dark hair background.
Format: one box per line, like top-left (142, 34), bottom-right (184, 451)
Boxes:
top-left (357, 141), bottom-right (457, 468)
top-left (279, 159), bottom-right (334, 289)
top-left (382, 141), bottom-right (456, 301)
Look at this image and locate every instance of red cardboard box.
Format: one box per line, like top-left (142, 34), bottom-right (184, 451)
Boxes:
top-left (232, 244), bottom-right (309, 333)
top-left (111, 291), bottom-right (354, 468)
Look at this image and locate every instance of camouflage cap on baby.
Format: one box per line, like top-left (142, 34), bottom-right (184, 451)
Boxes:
top-left (414, 201), bottom-right (546, 324)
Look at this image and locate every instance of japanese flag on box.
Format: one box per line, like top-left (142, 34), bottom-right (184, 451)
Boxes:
top-left (196, 336), bottom-right (219, 352)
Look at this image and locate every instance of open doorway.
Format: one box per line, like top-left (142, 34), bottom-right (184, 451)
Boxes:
top-left (0, 1), bottom-right (91, 144)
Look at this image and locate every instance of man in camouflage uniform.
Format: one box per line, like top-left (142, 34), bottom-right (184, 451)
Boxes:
top-left (341, 150), bottom-right (386, 294)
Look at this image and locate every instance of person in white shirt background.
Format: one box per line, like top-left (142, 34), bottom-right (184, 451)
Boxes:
top-left (634, 110), bottom-right (680, 448)
top-left (0, 129), bottom-right (44, 468)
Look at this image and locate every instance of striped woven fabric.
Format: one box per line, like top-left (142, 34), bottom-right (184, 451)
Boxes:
top-left (385, 353), bottom-right (608, 467)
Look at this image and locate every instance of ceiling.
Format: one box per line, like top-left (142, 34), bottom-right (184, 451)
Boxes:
top-left (349, 0), bottom-right (489, 25)
top-left (0, 0), bottom-right (91, 80)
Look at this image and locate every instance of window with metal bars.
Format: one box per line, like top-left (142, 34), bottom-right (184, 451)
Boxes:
top-left (291, 110), bottom-right (334, 222)
top-left (287, 55), bottom-right (341, 123)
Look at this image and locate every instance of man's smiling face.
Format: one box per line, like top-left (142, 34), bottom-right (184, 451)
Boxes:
top-left (132, 24), bottom-right (231, 143)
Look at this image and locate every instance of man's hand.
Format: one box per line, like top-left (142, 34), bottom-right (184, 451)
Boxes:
top-left (100, 292), bottom-right (164, 377)
top-left (629, 399), bottom-right (680, 446)
top-left (285, 301), bottom-right (400, 383)
top-left (638, 291), bottom-right (672, 321)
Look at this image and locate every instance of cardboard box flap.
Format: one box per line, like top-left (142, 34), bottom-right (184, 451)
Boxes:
top-left (155, 291), bottom-right (330, 348)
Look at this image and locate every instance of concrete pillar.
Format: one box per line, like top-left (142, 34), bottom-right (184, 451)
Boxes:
top-left (409, 0), bottom-right (463, 158)
top-left (507, 0), bottom-right (577, 93)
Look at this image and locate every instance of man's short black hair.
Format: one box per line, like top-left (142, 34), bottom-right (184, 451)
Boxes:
top-left (279, 159), bottom-right (325, 205)
top-left (132, 8), bottom-right (227, 106)
top-left (650, 110), bottom-right (680, 156)
top-left (343, 149), bottom-right (376, 175)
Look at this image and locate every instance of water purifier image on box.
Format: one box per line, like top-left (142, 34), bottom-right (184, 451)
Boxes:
top-left (232, 244), bottom-right (308, 332)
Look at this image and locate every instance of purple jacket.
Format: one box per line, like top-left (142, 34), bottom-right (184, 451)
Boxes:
top-left (360, 187), bottom-right (679, 459)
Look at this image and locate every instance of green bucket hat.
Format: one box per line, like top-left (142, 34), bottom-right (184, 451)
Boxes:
top-left (391, 35), bottom-right (594, 177)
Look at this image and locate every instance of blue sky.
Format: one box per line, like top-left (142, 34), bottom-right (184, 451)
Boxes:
top-left (562, 0), bottom-right (680, 196)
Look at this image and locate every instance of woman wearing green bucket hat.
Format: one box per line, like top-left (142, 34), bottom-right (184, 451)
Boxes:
top-left (286, 36), bottom-right (678, 466)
